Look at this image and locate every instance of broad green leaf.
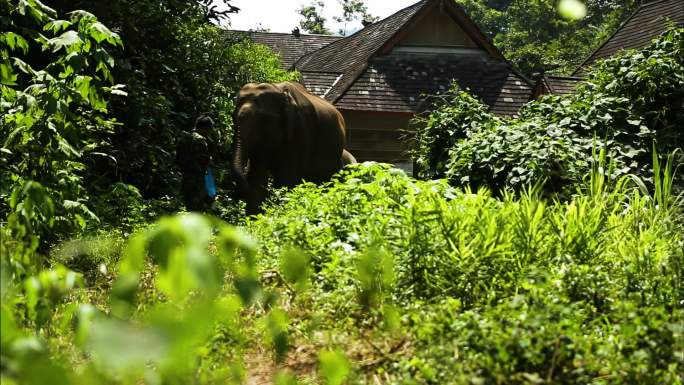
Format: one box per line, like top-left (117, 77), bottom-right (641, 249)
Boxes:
top-left (0, 62), bottom-right (18, 86)
top-left (12, 58), bottom-right (35, 76)
top-left (67, 10), bottom-right (97, 21)
top-left (266, 309), bottom-right (290, 363)
top-left (280, 247), bottom-right (310, 290)
top-left (89, 22), bottom-right (115, 43)
top-left (57, 136), bottom-right (81, 157)
top-left (73, 75), bottom-right (91, 101)
top-left (43, 20), bottom-right (72, 34)
top-left (1, 32), bottom-right (30, 54)
top-left (86, 318), bottom-right (169, 374)
top-left (47, 30), bottom-right (82, 53)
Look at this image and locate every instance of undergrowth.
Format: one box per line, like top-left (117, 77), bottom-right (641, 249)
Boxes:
top-left (245, 161), bottom-right (684, 384)
top-left (2, 160), bottom-right (683, 384)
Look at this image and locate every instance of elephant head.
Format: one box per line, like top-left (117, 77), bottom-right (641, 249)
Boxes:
top-left (231, 83), bottom-right (297, 199)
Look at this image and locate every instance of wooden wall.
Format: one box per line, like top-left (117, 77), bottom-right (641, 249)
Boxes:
top-left (398, 6), bottom-right (476, 48)
top-left (341, 110), bottom-right (414, 166)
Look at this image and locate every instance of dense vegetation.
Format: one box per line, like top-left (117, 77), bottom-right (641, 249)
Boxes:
top-left (1, 0), bottom-right (295, 241)
top-left (2, 160), bottom-right (682, 384)
top-left (455, 0), bottom-right (639, 76)
top-left (2, 1), bottom-right (683, 384)
top-left (412, 28), bottom-right (684, 196)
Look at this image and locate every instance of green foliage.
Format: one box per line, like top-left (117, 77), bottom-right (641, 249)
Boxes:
top-left (333, 0), bottom-right (379, 35)
top-left (298, 1), bottom-right (332, 35)
top-left (1, 213), bottom-right (264, 384)
top-left (412, 28), bottom-right (684, 194)
top-left (1, 0), bottom-right (123, 255)
top-left (318, 349), bottom-right (351, 385)
top-left (247, 162), bottom-right (682, 383)
top-left (23, 266), bottom-right (83, 328)
top-left (2, 159), bottom-right (682, 384)
top-left (2, 4), bottom-right (682, 384)
top-left (455, 0), bottom-right (639, 76)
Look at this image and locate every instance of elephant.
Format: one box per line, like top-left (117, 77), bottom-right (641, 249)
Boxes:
top-left (231, 81), bottom-right (357, 215)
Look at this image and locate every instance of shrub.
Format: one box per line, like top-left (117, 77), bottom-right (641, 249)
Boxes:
top-left (2, 162), bottom-right (682, 384)
top-left (246, 162), bottom-right (683, 383)
top-left (412, 28), bottom-right (684, 195)
top-left (1, 1), bottom-right (124, 254)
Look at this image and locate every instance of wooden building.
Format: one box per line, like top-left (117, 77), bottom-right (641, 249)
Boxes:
top-left (228, 0), bottom-right (532, 172)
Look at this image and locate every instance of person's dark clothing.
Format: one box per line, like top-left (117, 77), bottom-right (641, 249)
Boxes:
top-left (176, 130), bottom-right (213, 212)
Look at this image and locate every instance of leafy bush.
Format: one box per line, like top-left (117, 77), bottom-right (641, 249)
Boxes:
top-left (412, 28), bottom-right (684, 195)
top-left (1, 162), bottom-right (682, 384)
top-left (1, 1), bottom-right (124, 252)
top-left (455, 0), bottom-right (639, 76)
top-left (246, 163), bottom-right (683, 383)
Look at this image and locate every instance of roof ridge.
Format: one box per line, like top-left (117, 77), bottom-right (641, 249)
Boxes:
top-left (225, 29), bottom-right (341, 39)
top-left (293, 0), bottom-right (430, 71)
top-left (326, 0), bottom-right (437, 102)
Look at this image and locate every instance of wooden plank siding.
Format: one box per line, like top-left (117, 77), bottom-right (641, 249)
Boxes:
top-left (341, 110), bottom-right (413, 163)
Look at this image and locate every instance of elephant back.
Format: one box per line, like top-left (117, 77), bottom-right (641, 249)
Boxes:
top-left (277, 81), bottom-right (346, 182)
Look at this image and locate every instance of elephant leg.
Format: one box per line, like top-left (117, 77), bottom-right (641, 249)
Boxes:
top-left (246, 163), bottom-right (269, 215)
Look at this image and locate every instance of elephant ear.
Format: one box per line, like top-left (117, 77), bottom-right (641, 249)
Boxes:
top-left (279, 82), bottom-right (317, 162)
top-left (282, 87), bottom-right (300, 147)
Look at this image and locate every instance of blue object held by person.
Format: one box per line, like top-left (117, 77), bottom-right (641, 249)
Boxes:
top-left (204, 167), bottom-right (217, 198)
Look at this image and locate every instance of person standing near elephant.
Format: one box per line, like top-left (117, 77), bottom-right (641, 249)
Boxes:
top-left (176, 115), bottom-right (216, 212)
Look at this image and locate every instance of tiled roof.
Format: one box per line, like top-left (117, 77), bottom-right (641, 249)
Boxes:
top-left (335, 52), bottom-right (531, 116)
top-left (295, 0), bottom-right (531, 116)
top-left (574, 0), bottom-right (684, 75)
top-left (224, 30), bottom-right (341, 69)
top-left (544, 76), bottom-right (582, 95)
top-left (530, 75), bottom-right (583, 99)
top-left (227, 0), bottom-right (532, 116)
top-left (300, 71), bottom-right (343, 97)
top-left (295, 1), bottom-right (428, 73)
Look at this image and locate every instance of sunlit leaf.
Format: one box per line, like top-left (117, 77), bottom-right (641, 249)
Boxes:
top-left (43, 20), bottom-right (72, 34)
top-left (86, 318), bottom-right (169, 374)
top-left (280, 247), bottom-right (310, 291)
top-left (47, 30), bottom-right (82, 53)
top-left (1, 32), bottom-right (30, 54)
top-left (67, 10), bottom-right (97, 21)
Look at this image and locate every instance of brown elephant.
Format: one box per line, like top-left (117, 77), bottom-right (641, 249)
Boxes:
top-left (231, 81), bottom-right (356, 215)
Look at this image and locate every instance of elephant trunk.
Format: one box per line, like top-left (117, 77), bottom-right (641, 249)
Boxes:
top-left (230, 127), bottom-right (249, 199)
